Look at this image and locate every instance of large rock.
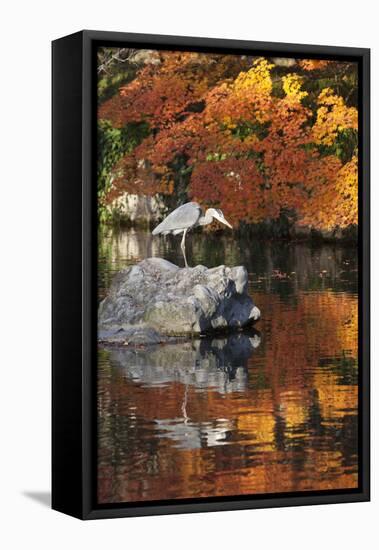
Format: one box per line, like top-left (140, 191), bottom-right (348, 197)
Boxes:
top-left (98, 258), bottom-right (260, 344)
top-left (107, 193), bottom-right (167, 224)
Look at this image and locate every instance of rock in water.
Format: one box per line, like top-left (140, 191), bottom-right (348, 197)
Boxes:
top-left (98, 258), bottom-right (260, 344)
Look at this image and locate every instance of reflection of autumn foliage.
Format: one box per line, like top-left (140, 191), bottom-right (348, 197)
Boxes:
top-left (97, 290), bottom-right (358, 503)
top-left (258, 290), bottom-right (358, 366)
top-left (99, 52), bottom-right (358, 232)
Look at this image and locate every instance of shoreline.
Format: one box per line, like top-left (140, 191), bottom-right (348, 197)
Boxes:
top-left (98, 219), bottom-right (358, 245)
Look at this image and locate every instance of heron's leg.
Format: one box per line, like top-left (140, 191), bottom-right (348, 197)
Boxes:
top-left (181, 384), bottom-right (189, 425)
top-left (180, 229), bottom-right (188, 268)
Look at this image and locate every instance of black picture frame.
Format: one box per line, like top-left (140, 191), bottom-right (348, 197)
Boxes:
top-left (52, 30), bottom-right (370, 520)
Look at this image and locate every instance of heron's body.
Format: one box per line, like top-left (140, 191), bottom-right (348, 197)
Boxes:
top-left (152, 202), bottom-right (232, 267)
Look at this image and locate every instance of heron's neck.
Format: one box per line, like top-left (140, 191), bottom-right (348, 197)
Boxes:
top-left (198, 212), bottom-right (213, 226)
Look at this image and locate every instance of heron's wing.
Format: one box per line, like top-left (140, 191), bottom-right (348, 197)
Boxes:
top-left (152, 202), bottom-right (202, 235)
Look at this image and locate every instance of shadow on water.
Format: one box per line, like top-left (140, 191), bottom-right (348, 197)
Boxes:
top-left (106, 331), bottom-right (261, 393)
top-left (97, 227), bottom-right (359, 504)
top-left (102, 332), bottom-right (261, 451)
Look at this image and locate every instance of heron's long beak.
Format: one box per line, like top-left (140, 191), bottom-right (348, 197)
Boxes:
top-left (217, 215), bottom-right (233, 229)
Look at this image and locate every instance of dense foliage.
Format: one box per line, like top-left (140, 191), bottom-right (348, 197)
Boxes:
top-left (97, 120), bottom-right (149, 223)
top-left (97, 49), bottom-right (358, 234)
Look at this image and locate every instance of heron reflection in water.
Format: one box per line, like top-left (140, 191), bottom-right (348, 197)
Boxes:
top-left (152, 202), bottom-right (233, 267)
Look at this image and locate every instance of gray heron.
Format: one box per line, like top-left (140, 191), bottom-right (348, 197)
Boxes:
top-left (152, 202), bottom-right (233, 267)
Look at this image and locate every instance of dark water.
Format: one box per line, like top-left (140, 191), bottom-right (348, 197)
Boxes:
top-left (97, 227), bottom-right (359, 504)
